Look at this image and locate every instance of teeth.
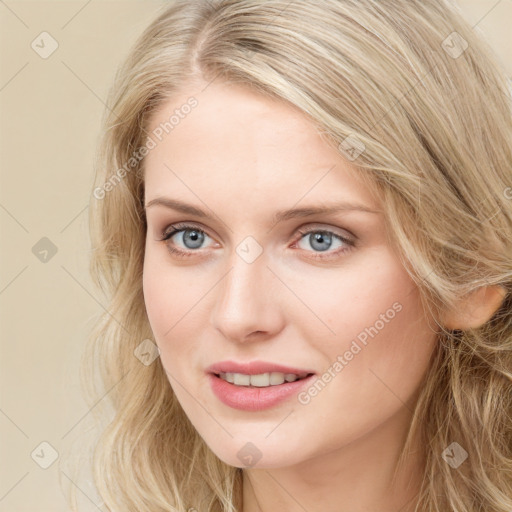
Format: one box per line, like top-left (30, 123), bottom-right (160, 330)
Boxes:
top-left (270, 372), bottom-right (286, 385)
top-left (218, 372), bottom-right (306, 387)
top-left (233, 373), bottom-right (251, 386)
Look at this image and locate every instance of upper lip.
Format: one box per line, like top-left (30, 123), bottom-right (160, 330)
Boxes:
top-left (206, 360), bottom-right (315, 378)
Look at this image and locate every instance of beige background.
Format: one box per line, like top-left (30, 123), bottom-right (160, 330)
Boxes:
top-left (0, 1), bottom-right (511, 511)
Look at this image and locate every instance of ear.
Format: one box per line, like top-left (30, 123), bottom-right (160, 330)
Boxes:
top-left (441, 285), bottom-right (507, 330)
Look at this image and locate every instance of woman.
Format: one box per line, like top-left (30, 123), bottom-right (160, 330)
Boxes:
top-left (75, 0), bottom-right (512, 510)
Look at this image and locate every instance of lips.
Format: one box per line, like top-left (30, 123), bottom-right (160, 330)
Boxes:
top-left (206, 360), bottom-right (316, 379)
top-left (208, 372), bottom-right (316, 411)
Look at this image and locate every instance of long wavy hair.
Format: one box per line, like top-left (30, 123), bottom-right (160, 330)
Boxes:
top-left (63, 1), bottom-right (512, 510)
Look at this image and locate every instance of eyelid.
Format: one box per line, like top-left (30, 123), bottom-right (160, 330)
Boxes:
top-left (296, 222), bottom-right (356, 242)
top-left (161, 221), bottom-right (207, 238)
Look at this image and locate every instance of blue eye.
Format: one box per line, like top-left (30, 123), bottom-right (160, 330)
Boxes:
top-left (295, 228), bottom-right (355, 259)
top-left (159, 223), bottom-right (355, 260)
top-left (160, 224), bottom-right (213, 257)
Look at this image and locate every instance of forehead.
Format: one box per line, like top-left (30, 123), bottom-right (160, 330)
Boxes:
top-left (143, 81), bottom-right (379, 211)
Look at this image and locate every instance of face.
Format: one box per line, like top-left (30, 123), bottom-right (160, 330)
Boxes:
top-left (142, 80), bottom-right (438, 469)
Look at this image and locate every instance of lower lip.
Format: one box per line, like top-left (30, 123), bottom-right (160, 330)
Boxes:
top-left (208, 373), bottom-right (315, 411)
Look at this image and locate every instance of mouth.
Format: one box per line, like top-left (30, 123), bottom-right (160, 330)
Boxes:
top-left (212, 371), bottom-right (315, 387)
top-left (208, 370), bottom-right (317, 411)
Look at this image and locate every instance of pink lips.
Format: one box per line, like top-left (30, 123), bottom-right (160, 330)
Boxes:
top-left (206, 360), bottom-right (316, 412)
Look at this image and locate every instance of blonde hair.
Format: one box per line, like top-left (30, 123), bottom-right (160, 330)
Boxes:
top-left (65, 1), bottom-right (512, 510)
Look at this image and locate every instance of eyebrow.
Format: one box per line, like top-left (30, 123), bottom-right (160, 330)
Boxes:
top-left (144, 197), bottom-right (382, 224)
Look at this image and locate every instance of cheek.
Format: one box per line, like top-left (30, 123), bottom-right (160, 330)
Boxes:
top-left (295, 248), bottom-right (437, 396)
top-left (142, 246), bottom-right (218, 377)
top-left (142, 252), bottom-right (170, 337)
top-left (288, 254), bottom-right (437, 450)
top-left (287, 247), bottom-right (421, 340)
top-left (142, 249), bottom-right (197, 352)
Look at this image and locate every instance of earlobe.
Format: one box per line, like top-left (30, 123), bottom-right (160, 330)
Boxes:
top-left (441, 285), bottom-right (507, 330)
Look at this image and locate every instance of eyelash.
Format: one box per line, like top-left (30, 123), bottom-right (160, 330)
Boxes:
top-left (158, 222), bottom-right (356, 261)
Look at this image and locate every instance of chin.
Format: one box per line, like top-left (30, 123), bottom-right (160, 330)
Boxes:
top-left (202, 434), bottom-right (305, 470)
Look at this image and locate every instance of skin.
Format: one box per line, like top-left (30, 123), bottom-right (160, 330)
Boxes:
top-left (142, 79), bottom-right (440, 512)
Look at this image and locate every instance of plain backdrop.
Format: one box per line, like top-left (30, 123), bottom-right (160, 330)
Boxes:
top-left (1, 1), bottom-right (511, 511)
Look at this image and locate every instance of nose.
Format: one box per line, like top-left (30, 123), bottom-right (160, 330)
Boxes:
top-left (211, 250), bottom-right (285, 343)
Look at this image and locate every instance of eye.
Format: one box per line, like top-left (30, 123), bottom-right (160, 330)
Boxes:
top-left (158, 222), bottom-right (356, 261)
top-left (159, 223), bottom-right (215, 258)
top-left (294, 226), bottom-right (355, 260)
